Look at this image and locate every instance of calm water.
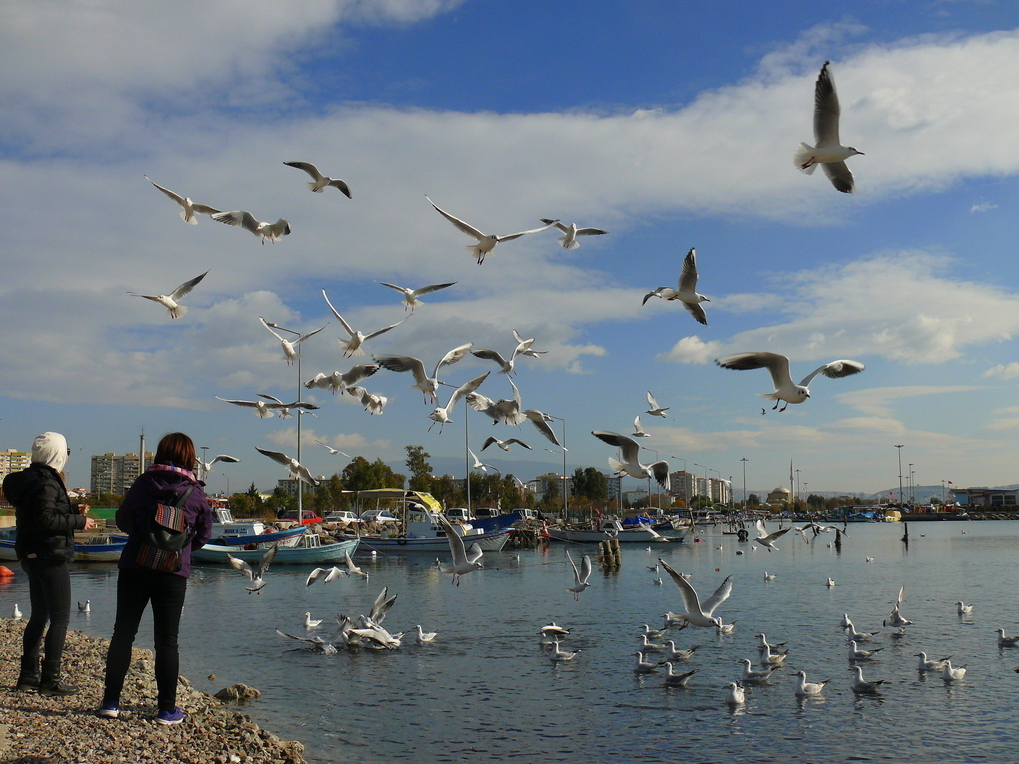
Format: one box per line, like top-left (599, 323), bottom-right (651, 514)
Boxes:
top-left (4, 520), bottom-right (1019, 763)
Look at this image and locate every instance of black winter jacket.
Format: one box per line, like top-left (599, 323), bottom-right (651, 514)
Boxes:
top-left (3, 463), bottom-right (86, 562)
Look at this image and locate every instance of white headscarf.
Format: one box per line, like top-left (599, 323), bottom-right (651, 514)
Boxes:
top-left (31, 432), bottom-right (68, 473)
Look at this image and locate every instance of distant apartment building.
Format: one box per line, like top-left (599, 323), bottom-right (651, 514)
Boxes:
top-left (0, 449), bottom-right (31, 480)
top-left (90, 452), bottom-right (153, 496)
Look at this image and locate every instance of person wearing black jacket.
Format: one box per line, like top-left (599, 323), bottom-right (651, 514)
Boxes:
top-left (3, 432), bottom-right (95, 696)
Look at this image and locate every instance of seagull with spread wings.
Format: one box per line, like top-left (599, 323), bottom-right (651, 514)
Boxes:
top-left (660, 560), bottom-right (732, 628)
top-left (538, 218), bottom-right (609, 249)
top-left (426, 195), bottom-right (556, 264)
top-left (255, 447), bottom-right (320, 487)
top-left (145, 176), bottom-right (220, 224)
top-left (429, 372), bottom-right (490, 432)
top-left (642, 248), bottom-right (710, 326)
top-left (437, 514), bottom-right (484, 585)
top-left (283, 161), bottom-right (351, 198)
top-left (216, 396), bottom-right (276, 419)
top-left (375, 343), bottom-right (473, 403)
top-left (716, 352), bottom-right (865, 411)
top-left (128, 271), bottom-right (208, 319)
top-left (592, 431), bottom-right (670, 490)
top-left (211, 210), bottom-right (291, 243)
top-left (227, 544), bottom-right (278, 594)
top-left (321, 288), bottom-right (407, 357)
top-left (304, 364), bottom-right (379, 395)
top-left (481, 436), bottom-right (531, 452)
top-left (566, 550), bottom-right (592, 601)
top-left (794, 61), bottom-right (864, 194)
top-left (258, 317), bottom-right (327, 365)
top-left (376, 280), bottom-right (456, 311)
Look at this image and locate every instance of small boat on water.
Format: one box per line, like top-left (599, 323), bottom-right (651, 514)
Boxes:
top-left (548, 519), bottom-right (689, 544)
top-left (74, 533), bottom-right (128, 562)
top-left (0, 527), bottom-right (16, 561)
top-left (192, 533), bottom-right (360, 565)
top-left (339, 489), bottom-right (513, 553)
top-left (209, 507), bottom-right (307, 546)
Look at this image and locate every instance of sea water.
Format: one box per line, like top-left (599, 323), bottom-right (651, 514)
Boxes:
top-left (6, 520), bottom-right (1019, 763)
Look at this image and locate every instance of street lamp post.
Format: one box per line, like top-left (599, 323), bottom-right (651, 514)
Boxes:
top-left (795, 469), bottom-right (801, 511)
top-left (262, 320), bottom-right (310, 515)
top-left (908, 464), bottom-right (914, 504)
top-left (200, 446), bottom-right (209, 480)
top-left (941, 479), bottom-right (947, 505)
top-left (894, 445), bottom-right (905, 505)
top-left (740, 457), bottom-right (748, 513)
top-left (222, 472), bottom-right (230, 497)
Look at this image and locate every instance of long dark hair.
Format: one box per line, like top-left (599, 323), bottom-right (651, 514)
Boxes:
top-left (154, 432), bottom-right (196, 471)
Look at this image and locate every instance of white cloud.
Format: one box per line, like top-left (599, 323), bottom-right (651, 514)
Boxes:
top-left (982, 362), bottom-right (1019, 379)
top-left (658, 336), bottom-right (724, 364)
top-left (835, 385), bottom-right (983, 417)
top-left (970, 201), bottom-right (998, 212)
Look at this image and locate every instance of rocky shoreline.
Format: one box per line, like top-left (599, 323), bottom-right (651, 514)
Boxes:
top-left (0, 619), bottom-right (306, 764)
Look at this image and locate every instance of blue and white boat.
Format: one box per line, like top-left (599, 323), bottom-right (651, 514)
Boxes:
top-left (192, 533), bottom-right (360, 565)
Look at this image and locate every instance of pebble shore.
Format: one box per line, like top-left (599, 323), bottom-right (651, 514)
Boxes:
top-left (0, 619), bottom-right (306, 764)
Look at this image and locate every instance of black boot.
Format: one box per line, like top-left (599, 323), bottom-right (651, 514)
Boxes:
top-left (38, 659), bottom-right (78, 697)
top-left (15, 656), bottom-right (40, 691)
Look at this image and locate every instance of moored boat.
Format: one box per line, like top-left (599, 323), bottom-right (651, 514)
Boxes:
top-left (548, 519), bottom-right (688, 544)
top-left (192, 533), bottom-right (360, 565)
top-left (74, 533), bottom-right (128, 562)
top-left (0, 527), bottom-right (16, 561)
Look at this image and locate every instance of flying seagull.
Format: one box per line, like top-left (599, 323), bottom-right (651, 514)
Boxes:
top-left (321, 288), bottom-right (407, 357)
top-left (591, 431), bottom-right (670, 490)
top-left (227, 543), bottom-right (278, 594)
top-left (538, 218), bottom-right (609, 249)
top-left (715, 352), bottom-right (865, 411)
top-left (258, 317), bottom-right (327, 365)
top-left (566, 550), bottom-right (592, 601)
top-left (145, 176), bottom-right (220, 224)
top-left (211, 210), bottom-right (291, 243)
top-left (197, 454), bottom-right (240, 475)
top-left (283, 161), bottom-right (351, 198)
top-left (376, 280), bottom-right (456, 311)
top-left (794, 61), bottom-right (864, 194)
top-left (215, 396), bottom-right (276, 419)
top-left (255, 447), bottom-right (320, 486)
top-left (304, 364), bottom-right (380, 395)
top-left (375, 343), bottom-right (473, 403)
top-left (437, 514), bottom-right (484, 585)
top-left (659, 561), bottom-right (732, 628)
top-left (468, 448), bottom-right (500, 475)
top-left (642, 248), bottom-right (710, 326)
top-left (646, 391), bottom-right (669, 418)
top-left (314, 441), bottom-right (351, 458)
top-left (426, 195), bottom-right (556, 264)
top-left (254, 394), bottom-right (320, 419)
top-left (481, 436), bottom-right (531, 452)
top-left (429, 371), bottom-right (490, 431)
top-left (128, 270), bottom-right (209, 319)
top-left (346, 385), bottom-right (388, 415)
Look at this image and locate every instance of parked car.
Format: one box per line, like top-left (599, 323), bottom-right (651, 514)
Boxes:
top-left (359, 509), bottom-right (400, 524)
top-left (445, 507), bottom-right (475, 522)
top-left (278, 509), bottom-right (323, 525)
top-left (323, 511), bottom-right (361, 524)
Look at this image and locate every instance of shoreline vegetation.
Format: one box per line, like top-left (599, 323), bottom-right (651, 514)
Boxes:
top-left (0, 620), bottom-right (306, 764)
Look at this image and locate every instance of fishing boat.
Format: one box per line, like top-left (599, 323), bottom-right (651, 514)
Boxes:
top-left (192, 533), bottom-right (360, 565)
top-left (0, 527), bottom-right (16, 561)
top-left (547, 519), bottom-right (688, 544)
top-left (74, 533), bottom-right (129, 562)
top-left (339, 488), bottom-right (513, 553)
top-left (209, 507), bottom-right (307, 546)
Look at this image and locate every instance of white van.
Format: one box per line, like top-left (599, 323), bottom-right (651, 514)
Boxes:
top-left (445, 507), bottom-right (474, 522)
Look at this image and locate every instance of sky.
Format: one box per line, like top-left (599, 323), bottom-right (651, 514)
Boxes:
top-left (3, 0), bottom-right (1019, 500)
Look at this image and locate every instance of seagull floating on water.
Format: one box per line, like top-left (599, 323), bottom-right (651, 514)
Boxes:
top-left (128, 271), bottom-right (209, 319)
top-left (848, 640), bottom-right (883, 662)
top-left (942, 660), bottom-right (967, 682)
top-left (12, 604), bottom-right (22, 619)
top-left (794, 61), bottom-right (864, 194)
top-left (663, 663), bottom-right (695, 687)
top-left (77, 600), bottom-right (90, 613)
top-left (716, 352), bottom-right (865, 411)
top-left (793, 670), bottom-right (829, 696)
top-left (633, 651), bottom-right (659, 674)
top-left (415, 625), bottom-right (438, 644)
top-left (849, 665), bottom-right (886, 693)
top-left (738, 658), bottom-right (776, 683)
top-left (304, 612), bottom-right (323, 629)
top-left (996, 628), bottom-right (1019, 647)
top-left (956, 601), bottom-right (974, 616)
top-left (724, 681), bottom-right (745, 706)
top-left (916, 651), bottom-right (952, 672)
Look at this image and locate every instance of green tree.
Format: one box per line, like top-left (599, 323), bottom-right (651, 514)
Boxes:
top-left (405, 445), bottom-right (432, 492)
top-left (341, 456), bottom-right (406, 491)
top-left (746, 494), bottom-right (761, 507)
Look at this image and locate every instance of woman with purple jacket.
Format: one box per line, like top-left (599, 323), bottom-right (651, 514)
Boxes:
top-left (98, 432), bottom-right (212, 725)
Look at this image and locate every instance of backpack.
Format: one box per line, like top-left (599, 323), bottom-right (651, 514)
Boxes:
top-left (134, 484), bottom-right (196, 573)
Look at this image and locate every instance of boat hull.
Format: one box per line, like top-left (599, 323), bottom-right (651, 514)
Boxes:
top-left (548, 526), bottom-right (688, 543)
top-left (347, 528), bottom-right (512, 553)
top-left (192, 537), bottom-right (360, 565)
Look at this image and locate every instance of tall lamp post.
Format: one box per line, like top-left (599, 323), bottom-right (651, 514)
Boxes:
top-left (740, 457), bottom-right (748, 513)
top-left (795, 469), bottom-right (801, 511)
top-left (894, 445), bottom-right (904, 505)
top-left (907, 463), bottom-right (914, 504)
top-left (261, 320), bottom-right (309, 516)
top-left (222, 472), bottom-right (230, 497)
top-left (200, 446), bottom-right (209, 481)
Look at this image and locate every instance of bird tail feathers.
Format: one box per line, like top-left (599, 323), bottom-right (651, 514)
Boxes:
top-left (756, 392), bottom-right (780, 400)
top-left (794, 143), bottom-right (818, 174)
top-left (608, 457), bottom-right (626, 474)
top-left (308, 182), bottom-right (323, 192)
top-left (172, 305), bottom-right (188, 319)
top-left (559, 236), bottom-right (580, 250)
top-left (257, 408), bottom-right (274, 419)
top-left (180, 210), bottom-right (198, 224)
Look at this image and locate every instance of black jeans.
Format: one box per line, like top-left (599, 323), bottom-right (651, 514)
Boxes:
top-left (20, 556), bottom-right (72, 665)
top-left (104, 567), bottom-right (188, 712)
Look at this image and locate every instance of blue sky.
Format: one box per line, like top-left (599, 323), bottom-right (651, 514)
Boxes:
top-left (3, 1), bottom-right (1019, 499)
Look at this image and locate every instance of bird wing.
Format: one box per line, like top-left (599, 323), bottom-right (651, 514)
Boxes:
top-left (539, 218), bottom-right (570, 234)
top-left (567, 550), bottom-right (581, 583)
top-left (146, 177), bottom-right (186, 206)
top-left (647, 391), bottom-right (661, 410)
top-left (701, 575), bottom-right (733, 616)
top-left (821, 161), bottom-right (855, 194)
top-left (575, 227), bottom-right (609, 237)
top-left (480, 436), bottom-right (499, 452)
top-left (169, 271), bottom-right (209, 301)
top-left (659, 560), bottom-right (703, 615)
top-left (446, 371), bottom-right (491, 411)
top-left (327, 179), bottom-right (352, 198)
top-left (256, 394), bottom-right (285, 406)
top-left (798, 359), bottom-right (866, 386)
top-left (412, 281), bottom-right (456, 297)
top-left (591, 431), bottom-right (641, 464)
top-left (763, 527), bottom-right (792, 543)
top-left (505, 438), bottom-right (531, 450)
top-left (215, 397), bottom-right (260, 408)
top-left (465, 543), bottom-right (483, 564)
top-left (683, 301), bottom-right (709, 326)
top-left (256, 544), bottom-right (279, 577)
top-left (525, 410), bottom-right (565, 448)
top-left (426, 196), bottom-right (485, 241)
top-left (295, 325), bottom-right (328, 344)
top-left (716, 352), bottom-right (793, 391)
top-left (210, 455), bottom-right (240, 465)
top-left (274, 628), bottom-right (325, 646)
top-left (468, 448), bottom-right (482, 468)
top-left (495, 220), bottom-right (557, 241)
top-left (255, 447), bottom-right (293, 468)
top-left (437, 514), bottom-right (468, 564)
top-left (678, 248), bottom-right (698, 293)
top-left (433, 343), bottom-right (474, 379)
top-left (227, 554), bottom-right (255, 579)
top-left (320, 289), bottom-right (357, 338)
top-left (370, 586), bottom-right (397, 623)
top-left (212, 210), bottom-right (260, 233)
top-left (650, 461), bottom-right (671, 490)
top-left (284, 161), bottom-right (324, 181)
top-left (578, 554), bottom-right (592, 584)
top-left (363, 317), bottom-right (408, 341)
top-left (376, 355), bottom-right (428, 385)
top-left (813, 61), bottom-right (841, 147)
top-left (258, 316), bottom-right (287, 342)
top-left (472, 349), bottom-right (509, 368)
top-left (376, 281), bottom-right (409, 296)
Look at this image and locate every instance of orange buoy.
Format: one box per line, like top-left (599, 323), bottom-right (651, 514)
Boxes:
top-left (0, 566), bottom-right (15, 577)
